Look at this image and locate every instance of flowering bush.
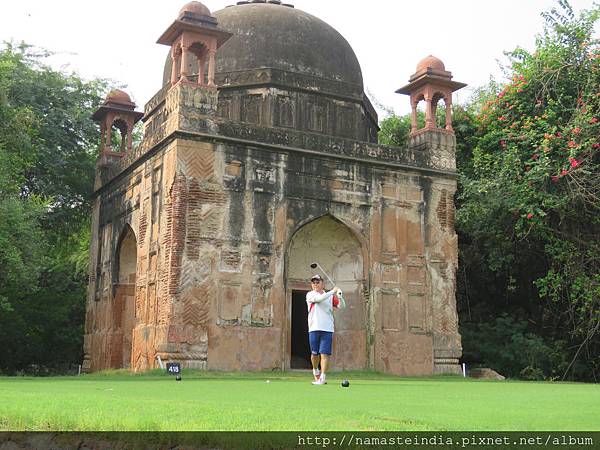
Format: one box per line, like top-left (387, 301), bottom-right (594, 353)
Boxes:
top-left (457, 0), bottom-right (599, 380)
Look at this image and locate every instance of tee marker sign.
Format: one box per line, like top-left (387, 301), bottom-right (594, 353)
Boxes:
top-left (166, 362), bottom-right (181, 375)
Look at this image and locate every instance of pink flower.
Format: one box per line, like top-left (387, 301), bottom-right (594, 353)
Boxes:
top-left (499, 116), bottom-right (506, 121)
top-left (500, 140), bottom-right (507, 148)
top-left (551, 176), bottom-right (559, 183)
top-left (527, 213), bottom-right (534, 219)
top-left (561, 169), bottom-right (569, 176)
top-left (556, 132), bottom-right (563, 138)
top-left (590, 118), bottom-right (598, 124)
top-left (593, 143), bottom-right (600, 149)
top-left (568, 141), bottom-right (577, 148)
top-left (570, 159), bottom-right (580, 168)
top-left (573, 127), bottom-right (581, 135)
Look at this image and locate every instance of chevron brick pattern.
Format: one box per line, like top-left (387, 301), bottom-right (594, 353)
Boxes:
top-left (178, 146), bottom-right (214, 181)
top-left (179, 259), bottom-right (211, 293)
top-left (181, 285), bottom-right (211, 326)
top-left (186, 179), bottom-right (227, 260)
top-left (186, 208), bottom-right (223, 260)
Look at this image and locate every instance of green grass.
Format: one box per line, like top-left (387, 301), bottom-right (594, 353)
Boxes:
top-left (1, 371), bottom-right (599, 431)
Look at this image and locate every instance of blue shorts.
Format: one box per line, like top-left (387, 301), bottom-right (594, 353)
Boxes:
top-left (309, 331), bottom-right (333, 356)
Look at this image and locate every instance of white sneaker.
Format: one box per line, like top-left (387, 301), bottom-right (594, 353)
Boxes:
top-left (312, 375), bottom-right (327, 385)
top-left (312, 369), bottom-right (321, 381)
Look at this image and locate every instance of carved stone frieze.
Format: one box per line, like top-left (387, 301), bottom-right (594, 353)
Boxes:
top-left (216, 120), bottom-right (455, 173)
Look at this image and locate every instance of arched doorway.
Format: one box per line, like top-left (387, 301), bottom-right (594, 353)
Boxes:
top-left (286, 215), bottom-right (366, 370)
top-left (112, 226), bottom-right (137, 369)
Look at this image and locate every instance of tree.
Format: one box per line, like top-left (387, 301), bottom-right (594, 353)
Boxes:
top-left (0, 42), bottom-right (108, 374)
top-left (457, 0), bottom-right (600, 380)
top-left (0, 44), bottom-right (47, 314)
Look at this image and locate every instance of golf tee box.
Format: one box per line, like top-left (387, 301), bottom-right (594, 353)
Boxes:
top-left (166, 362), bottom-right (181, 375)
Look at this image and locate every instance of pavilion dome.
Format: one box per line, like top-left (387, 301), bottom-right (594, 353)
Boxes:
top-left (416, 55), bottom-right (446, 72)
top-left (105, 89), bottom-right (134, 106)
top-left (179, 1), bottom-right (212, 17)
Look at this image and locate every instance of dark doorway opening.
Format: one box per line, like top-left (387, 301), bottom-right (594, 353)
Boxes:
top-left (291, 290), bottom-right (311, 369)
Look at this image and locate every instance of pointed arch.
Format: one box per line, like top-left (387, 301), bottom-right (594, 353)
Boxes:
top-left (111, 224), bottom-right (137, 369)
top-left (115, 224), bottom-right (137, 284)
top-left (284, 213), bottom-right (368, 371)
top-left (284, 213), bottom-right (369, 280)
top-left (110, 118), bottom-right (129, 153)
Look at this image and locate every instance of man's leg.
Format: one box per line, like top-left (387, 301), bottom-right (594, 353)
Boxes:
top-left (311, 354), bottom-right (321, 380)
top-left (320, 354), bottom-right (329, 379)
top-left (309, 331), bottom-right (321, 381)
top-left (318, 332), bottom-right (333, 384)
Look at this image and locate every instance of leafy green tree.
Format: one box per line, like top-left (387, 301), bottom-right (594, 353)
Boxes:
top-left (0, 42), bottom-right (108, 373)
top-left (0, 44), bottom-right (47, 313)
top-left (378, 113), bottom-right (413, 147)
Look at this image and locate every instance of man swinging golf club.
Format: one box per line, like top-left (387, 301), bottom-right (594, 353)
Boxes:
top-left (307, 271), bottom-right (345, 385)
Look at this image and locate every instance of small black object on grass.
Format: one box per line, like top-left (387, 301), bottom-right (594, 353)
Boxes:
top-left (341, 379), bottom-right (350, 387)
top-left (176, 375), bottom-right (182, 381)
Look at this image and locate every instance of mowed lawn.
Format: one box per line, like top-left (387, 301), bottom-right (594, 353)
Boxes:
top-left (0, 371), bottom-right (599, 431)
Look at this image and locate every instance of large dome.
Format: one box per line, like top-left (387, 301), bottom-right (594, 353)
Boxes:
top-left (163, 2), bottom-right (364, 88)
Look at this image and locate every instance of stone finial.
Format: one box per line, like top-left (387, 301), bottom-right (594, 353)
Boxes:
top-left (396, 56), bottom-right (466, 135)
top-left (158, 2), bottom-right (233, 88)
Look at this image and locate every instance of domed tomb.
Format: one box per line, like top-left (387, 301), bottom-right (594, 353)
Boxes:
top-left (162, 1), bottom-right (378, 142)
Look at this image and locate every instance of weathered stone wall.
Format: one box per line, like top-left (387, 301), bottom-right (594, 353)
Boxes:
top-left (83, 142), bottom-right (176, 372)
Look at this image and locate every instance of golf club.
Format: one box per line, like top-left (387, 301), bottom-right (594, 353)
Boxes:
top-left (310, 262), bottom-right (342, 295)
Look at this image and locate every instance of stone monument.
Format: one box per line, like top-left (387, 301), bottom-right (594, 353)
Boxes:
top-left (83, 0), bottom-right (466, 375)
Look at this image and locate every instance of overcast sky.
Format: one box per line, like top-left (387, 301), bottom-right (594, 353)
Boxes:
top-left (1, 0), bottom-right (597, 117)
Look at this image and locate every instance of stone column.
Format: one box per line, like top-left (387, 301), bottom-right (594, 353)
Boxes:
top-left (181, 46), bottom-right (190, 82)
top-left (410, 100), bottom-right (418, 134)
top-left (425, 96), bottom-right (435, 130)
top-left (445, 95), bottom-right (453, 131)
top-left (208, 49), bottom-right (217, 87)
top-left (198, 55), bottom-right (206, 86)
top-left (126, 120), bottom-right (133, 152)
top-left (100, 122), bottom-right (107, 150)
top-left (171, 46), bottom-right (179, 85)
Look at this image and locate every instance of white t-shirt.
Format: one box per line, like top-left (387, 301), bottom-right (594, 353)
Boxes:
top-left (306, 290), bottom-right (336, 332)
